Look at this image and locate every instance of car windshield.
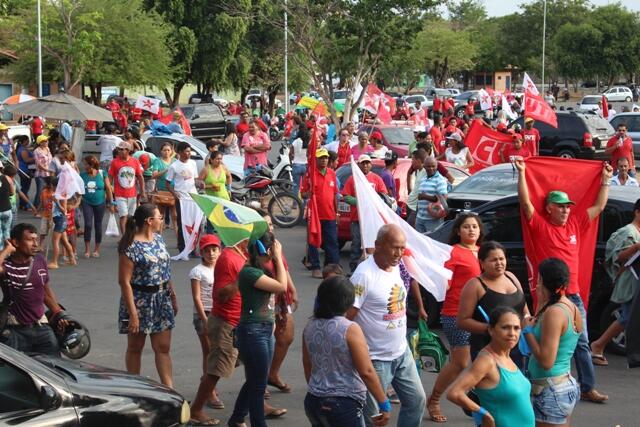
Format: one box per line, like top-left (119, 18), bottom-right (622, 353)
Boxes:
top-left (581, 97), bottom-right (600, 105)
top-left (405, 96), bottom-right (424, 104)
top-left (451, 169), bottom-right (518, 195)
top-left (380, 128), bottom-right (414, 145)
top-left (194, 104), bottom-right (223, 119)
top-left (336, 165), bottom-right (385, 190)
top-left (456, 92), bottom-right (475, 101)
top-left (180, 105), bottom-right (194, 118)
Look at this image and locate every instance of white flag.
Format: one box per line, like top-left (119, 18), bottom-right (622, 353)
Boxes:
top-left (501, 95), bottom-right (517, 121)
top-left (135, 95), bottom-right (161, 115)
top-left (478, 89), bottom-right (493, 111)
top-left (522, 72), bottom-right (539, 96)
top-left (171, 198), bottom-right (204, 261)
top-left (351, 159), bottom-right (452, 301)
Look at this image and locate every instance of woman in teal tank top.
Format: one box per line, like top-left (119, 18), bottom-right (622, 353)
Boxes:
top-left (524, 258), bottom-right (582, 426)
top-left (448, 307), bottom-right (534, 427)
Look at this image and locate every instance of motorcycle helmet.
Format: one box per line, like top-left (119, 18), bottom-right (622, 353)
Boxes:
top-left (59, 320), bottom-right (91, 360)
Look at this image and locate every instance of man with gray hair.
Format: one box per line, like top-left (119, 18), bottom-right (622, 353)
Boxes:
top-left (347, 224), bottom-right (426, 426)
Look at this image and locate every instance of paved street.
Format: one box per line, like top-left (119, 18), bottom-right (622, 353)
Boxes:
top-left (29, 214), bottom-right (640, 426)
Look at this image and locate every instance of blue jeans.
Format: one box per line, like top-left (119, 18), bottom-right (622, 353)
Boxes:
top-left (1, 325), bottom-right (59, 356)
top-left (229, 322), bottom-right (275, 427)
top-left (365, 347), bottom-right (426, 427)
top-left (567, 293), bottom-right (595, 393)
top-left (350, 221), bottom-right (362, 273)
top-left (0, 210), bottom-right (12, 250)
top-left (34, 176), bottom-right (47, 209)
top-left (415, 216), bottom-right (442, 234)
top-left (82, 201), bottom-right (106, 245)
top-left (308, 219), bottom-right (341, 270)
top-left (19, 173), bottom-right (32, 209)
top-left (305, 394), bottom-right (366, 427)
top-left (291, 163), bottom-right (307, 197)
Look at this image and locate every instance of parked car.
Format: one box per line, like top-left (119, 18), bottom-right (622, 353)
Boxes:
top-left (578, 95), bottom-right (601, 112)
top-left (358, 124), bottom-right (415, 158)
top-left (608, 113), bottom-right (640, 162)
top-left (0, 342), bottom-right (191, 426)
top-left (335, 159), bottom-right (469, 247)
top-left (404, 94), bottom-right (432, 109)
top-left (425, 88), bottom-right (453, 98)
top-left (428, 186), bottom-right (637, 353)
top-left (180, 103), bottom-right (227, 141)
top-left (140, 132), bottom-right (244, 181)
top-left (454, 90), bottom-right (482, 118)
top-left (447, 88), bottom-right (461, 96)
top-left (603, 86), bottom-right (633, 102)
top-left (509, 110), bottom-right (614, 159)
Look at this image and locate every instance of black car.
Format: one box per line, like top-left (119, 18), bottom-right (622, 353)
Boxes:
top-left (454, 90), bottom-right (482, 118)
top-left (509, 111), bottom-right (614, 160)
top-left (180, 103), bottom-right (227, 141)
top-left (428, 186), bottom-right (637, 353)
top-left (0, 343), bottom-right (190, 426)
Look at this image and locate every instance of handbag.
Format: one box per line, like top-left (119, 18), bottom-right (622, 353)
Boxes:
top-left (417, 319), bottom-right (449, 372)
top-left (105, 213), bottom-right (120, 237)
top-left (427, 194), bottom-right (449, 219)
top-left (152, 190), bottom-right (175, 207)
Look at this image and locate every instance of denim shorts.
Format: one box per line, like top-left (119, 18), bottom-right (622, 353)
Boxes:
top-left (532, 375), bottom-right (579, 425)
top-left (619, 301), bottom-right (632, 326)
top-left (441, 315), bottom-right (470, 347)
top-left (53, 215), bottom-right (67, 233)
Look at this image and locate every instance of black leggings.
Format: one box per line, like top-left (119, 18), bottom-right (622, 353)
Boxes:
top-left (82, 201), bottom-right (106, 245)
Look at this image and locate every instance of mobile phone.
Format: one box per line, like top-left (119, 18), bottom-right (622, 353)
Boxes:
top-left (372, 413), bottom-right (384, 421)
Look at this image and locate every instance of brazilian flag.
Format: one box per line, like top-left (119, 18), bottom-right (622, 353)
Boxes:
top-left (190, 193), bottom-right (268, 247)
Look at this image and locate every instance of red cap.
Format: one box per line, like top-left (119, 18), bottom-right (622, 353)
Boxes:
top-left (199, 234), bottom-right (221, 250)
top-left (496, 122), bottom-right (507, 131)
top-left (370, 131), bottom-right (383, 141)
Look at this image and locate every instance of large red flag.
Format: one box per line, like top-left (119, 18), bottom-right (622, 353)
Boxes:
top-left (159, 108), bottom-right (193, 136)
top-left (601, 95), bottom-right (609, 119)
top-left (464, 120), bottom-right (514, 173)
top-left (524, 91), bottom-right (558, 128)
top-left (522, 157), bottom-right (601, 309)
top-left (306, 126), bottom-right (322, 248)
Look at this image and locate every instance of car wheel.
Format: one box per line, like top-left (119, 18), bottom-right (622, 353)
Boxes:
top-left (599, 302), bottom-right (626, 356)
top-left (557, 149), bottom-right (576, 159)
top-left (626, 96), bottom-right (632, 102)
top-left (456, 108), bottom-right (465, 119)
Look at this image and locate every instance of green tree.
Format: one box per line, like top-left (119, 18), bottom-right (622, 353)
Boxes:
top-left (551, 22), bottom-right (602, 86)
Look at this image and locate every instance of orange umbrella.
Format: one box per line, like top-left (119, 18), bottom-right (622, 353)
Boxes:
top-left (2, 94), bottom-right (36, 105)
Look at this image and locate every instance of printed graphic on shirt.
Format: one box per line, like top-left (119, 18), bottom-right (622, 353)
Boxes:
top-left (86, 180), bottom-right (97, 193)
top-left (354, 284), bottom-right (365, 297)
top-left (384, 283), bottom-right (406, 329)
top-left (117, 166), bottom-right (136, 189)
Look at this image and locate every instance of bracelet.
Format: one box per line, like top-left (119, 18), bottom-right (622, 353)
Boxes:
top-left (601, 183), bottom-right (610, 186)
top-left (472, 407), bottom-right (488, 425)
top-left (378, 399), bottom-right (391, 413)
top-left (522, 325), bottom-right (535, 335)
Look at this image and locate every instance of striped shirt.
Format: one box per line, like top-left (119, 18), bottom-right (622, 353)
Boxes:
top-left (1, 254), bottom-right (49, 325)
top-left (417, 171), bottom-right (448, 220)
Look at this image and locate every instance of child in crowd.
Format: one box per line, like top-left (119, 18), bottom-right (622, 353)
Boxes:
top-left (38, 177), bottom-right (55, 251)
top-left (48, 178), bottom-right (77, 269)
top-left (64, 195), bottom-right (81, 262)
top-left (188, 234), bottom-right (223, 409)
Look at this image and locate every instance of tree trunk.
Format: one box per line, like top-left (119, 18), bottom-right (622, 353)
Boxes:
top-left (89, 84), bottom-right (97, 105)
top-left (119, 87), bottom-right (125, 97)
top-left (268, 89), bottom-right (278, 116)
top-left (172, 82), bottom-right (185, 108)
top-left (162, 88), bottom-right (174, 108)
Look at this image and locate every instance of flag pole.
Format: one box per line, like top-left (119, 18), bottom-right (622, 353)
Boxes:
top-left (541, 0), bottom-right (547, 93)
top-left (284, 0), bottom-right (289, 115)
top-left (37, 0), bottom-right (43, 97)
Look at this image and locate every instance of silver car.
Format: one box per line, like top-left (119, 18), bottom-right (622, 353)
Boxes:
top-left (578, 95), bottom-right (601, 112)
top-left (603, 86), bottom-right (633, 102)
top-left (608, 113), bottom-right (640, 162)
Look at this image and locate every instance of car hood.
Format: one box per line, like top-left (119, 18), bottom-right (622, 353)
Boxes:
top-left (447, 191), bottom-right (513, 206)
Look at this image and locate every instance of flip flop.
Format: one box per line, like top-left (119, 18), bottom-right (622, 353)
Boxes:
top-left (189, 418), bottom-right (220, 426)
top-left (591, 353), bottom-right (609, 366)
top-left (267, 379), bottom-right (292, 393)
top-left (265, 407), bottom-right (287, 419)
top-left (206, 398), bottom-right (224, 409)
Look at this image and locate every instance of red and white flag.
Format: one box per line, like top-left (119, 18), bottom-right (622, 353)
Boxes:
top-left (524, 91), bottom-right (558, 128)
top-left (464, 120), bottom-right (514, 173)
top-left (171, 198), bottom-right (204, 261)
top-left (478, 89), bottom-right (493, 111)
top-left (502, 95), bottom-right (517, 121)
top-left (351, 159), bottom-right (452, 301)
top-left (363, 84), bottom-right (394, 124)
top-left (135, 95), bottom-right (161, 115)
top-left (522, 72), bottom-right (540, 96)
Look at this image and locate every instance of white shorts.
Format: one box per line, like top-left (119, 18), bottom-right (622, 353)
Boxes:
top-left (115, 197), bottom-right (137, 217)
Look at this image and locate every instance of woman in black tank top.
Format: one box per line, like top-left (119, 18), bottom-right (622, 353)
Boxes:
top-left (457, 241), bottom-right (530, 358)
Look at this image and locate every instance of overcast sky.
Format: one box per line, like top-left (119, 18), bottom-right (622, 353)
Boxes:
top-left (484, 0), bottom-right (640, 17)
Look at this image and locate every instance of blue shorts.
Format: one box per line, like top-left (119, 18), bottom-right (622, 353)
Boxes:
top-left (53, 215), bottom-right (67, 233)
top-left (441, 315), bottom-right (470, 347)
top-left (619, 301), bottom-right (632, 326)
top-left (532, 375), bottom-right (579, 425)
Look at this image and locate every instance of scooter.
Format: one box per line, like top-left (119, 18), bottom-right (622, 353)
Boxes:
top-left (269, 116), bottom-right (284, 141)
top-left (263, 141), bottom-right (293, 182)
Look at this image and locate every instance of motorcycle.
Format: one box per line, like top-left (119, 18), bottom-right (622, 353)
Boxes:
top-left (230, 173), bottom-right (303, 228)
top-left (262, 141), bottom-right (293, 183)
top-left (269, 116), bottom-right (284, 141)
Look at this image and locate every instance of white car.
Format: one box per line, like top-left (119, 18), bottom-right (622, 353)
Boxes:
top-left (447, 88), bottom-right (461, 96)
top-left (404, 94), bottom-right (433, 109)
top-left (603, 86), bottom-right (633, 102)
top-left (578, 95), bottom-right (601, 112)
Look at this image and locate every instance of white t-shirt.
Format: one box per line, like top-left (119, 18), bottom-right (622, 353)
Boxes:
top-left (189, 263), bottom-right (214, 313)
top-left (166, 159), bottom-right (198, 199)
top-left (324, 139), bottom-right (358, 153)
top-left (611, 175), bottom-right (639, 186)
top-left (371, 145), bottom-right (389, 159)
top-left (98, 135), bottom-right (123, 162)
top-left (350, 256), bottom-right (407, 361)
top-left (291, 137), bottom-right (308, 165)
top-left (445, 147), bottom-right (469, 169)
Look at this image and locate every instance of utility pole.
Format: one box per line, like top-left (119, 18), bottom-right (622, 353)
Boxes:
top-left (284, 0), bottom-right (289, 114)
top-left (37, 0), bottom-right (43, 97)
top-left (541, 0), bottom-right (547, 93)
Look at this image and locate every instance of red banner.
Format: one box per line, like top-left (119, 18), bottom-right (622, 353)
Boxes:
top-left (464, 120), bottom-right (514, 173)
top-left (602, 95), bottom-right (609, 119)
top-left (524, 91), bottom-right (558, 128)
top-left (521, 157), bottom-right (601, 309)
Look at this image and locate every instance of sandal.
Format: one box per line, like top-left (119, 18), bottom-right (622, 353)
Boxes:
top-left (267, 379), bottom-right (292, 393)
top-left (591, 353), bottom-right (609, 366)
top-left (427, 394), bottom-right (447, 423)
top-left (207, 398), bottom-right (225, 409)
top-left (189, 418), bottom-right (220, 426)
top-left (264, 407), bottom-right (287, 419)
top-left (92, 251), bottom-right (100, 258)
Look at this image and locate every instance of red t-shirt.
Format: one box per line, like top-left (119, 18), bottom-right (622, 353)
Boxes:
top-left (433, 98), bottom-right (442, 113)
top-left (300, 167), bottom-right (338, 220)
top-left (336, 142), bottom-right (351, 168)
top-left (430, 126), bottom-right (444, 149)
top-left (528, 210), bottom-right (592, 295)
top-left (212, 247), bottom-right (247, 326)
top-left (235, 121), bottom-right (249, 136)
top-left (465, 101), bottom-right (475, 116)
top-left (502, 144), bottom-right (532, 162)
top-left (341, 172), bottom-right (387, 221)
top-left (443, 99), bottom-right (455, 113)
top-left (521, 128), bottom-right (540, 156)
top-left (606, 135), bottom-right (635, 169)
top-left (85, 120), bottom-right (97, 132)
top-left (108, 156), bottom-right (143, 198)
top-left (441, 245), bottom-right (481, 316)
top-left (31, 117), bottom-right (43, 135)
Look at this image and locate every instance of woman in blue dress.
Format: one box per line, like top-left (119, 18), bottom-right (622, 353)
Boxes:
top-left (117, 203), bottom-right (177, 387)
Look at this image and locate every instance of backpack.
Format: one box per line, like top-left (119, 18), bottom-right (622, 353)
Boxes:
top-left (417, 319), bottom-right (449, 372)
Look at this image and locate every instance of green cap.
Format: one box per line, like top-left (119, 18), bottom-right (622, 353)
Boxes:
top-left (546, 190), bottom-right (575, 205)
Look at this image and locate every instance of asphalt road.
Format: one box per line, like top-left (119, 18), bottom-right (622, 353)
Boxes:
top-left (24, 216), bottom-right (639, 427)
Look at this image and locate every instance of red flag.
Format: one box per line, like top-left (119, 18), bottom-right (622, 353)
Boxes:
top-left (306, 126), bottom-right (322, 248)
top-left (159, 108), bottom-right (193, 136)
top-left (521, 157), bottom-right (601, 308)
top-left (464, 120), bottom-right (514, 173)
top-left (524, 91), bottom-right (558, 128)
top-left (364, 84), bottom-right (393, 124)
top-left (601, 95), bottom-right (609, 119)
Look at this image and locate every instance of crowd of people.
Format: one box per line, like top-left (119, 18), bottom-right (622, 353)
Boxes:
top-left (0, 89), bottom-right (637, 427)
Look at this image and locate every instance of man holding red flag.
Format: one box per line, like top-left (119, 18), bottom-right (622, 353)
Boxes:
top-left (300, 148), bottom-right (340, 279)
top-left (516, 158), bottom-right (612, 404)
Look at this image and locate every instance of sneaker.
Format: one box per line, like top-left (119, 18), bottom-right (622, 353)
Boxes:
top-left (311, 270), bottom-right (322, 279)
top-left (580, 389), bottom-right (608, 403)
